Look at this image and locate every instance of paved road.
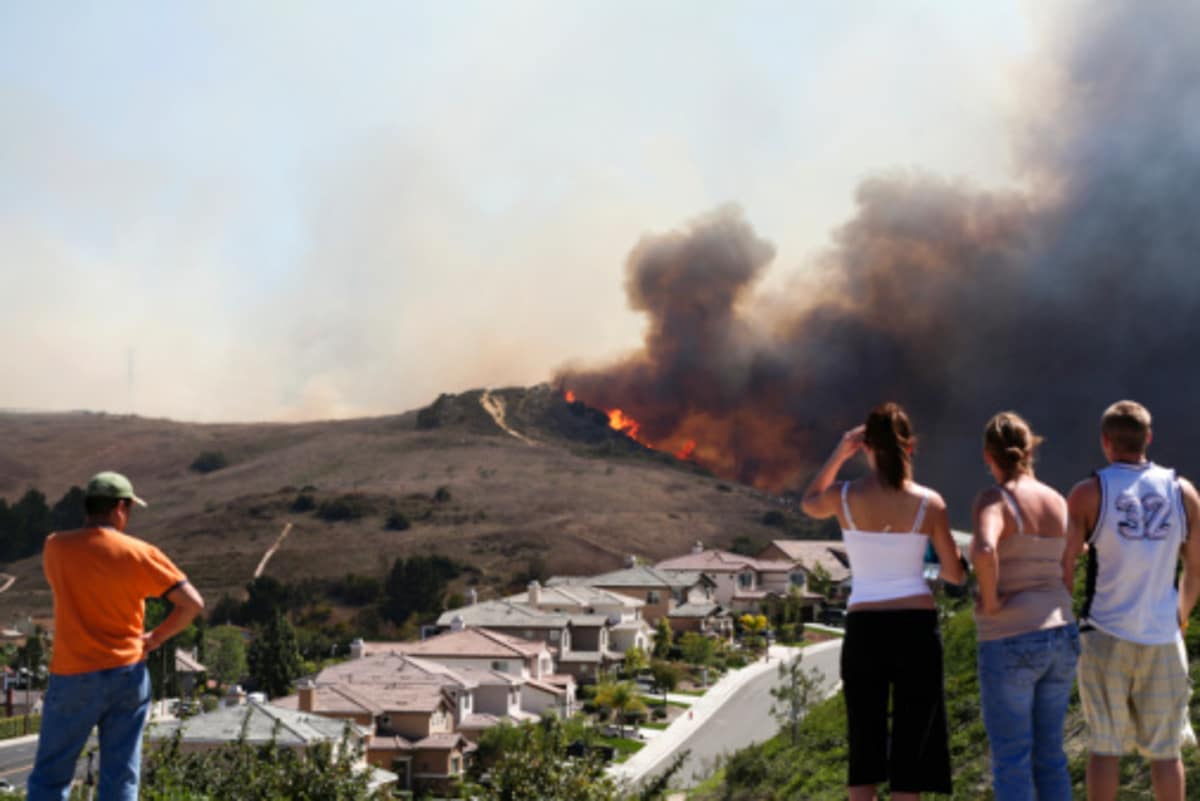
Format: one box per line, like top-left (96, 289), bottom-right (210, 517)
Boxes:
top-left (640, 642), bottom-right (842, 787)
top-left (0, 734), bottom-right (96, 789)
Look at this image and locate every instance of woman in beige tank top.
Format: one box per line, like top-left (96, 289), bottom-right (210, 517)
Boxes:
top-left (970, 411), bottom-right (1077, 801)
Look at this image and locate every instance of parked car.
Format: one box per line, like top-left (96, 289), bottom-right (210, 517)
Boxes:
top-left (0, 779), bottom-right (15, 794)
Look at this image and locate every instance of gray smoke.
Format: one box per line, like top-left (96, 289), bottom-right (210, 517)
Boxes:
top-left (558, 2), bottom-right (1200, 516)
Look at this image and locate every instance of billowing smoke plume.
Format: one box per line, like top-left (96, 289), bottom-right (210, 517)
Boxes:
top-left (558, 2), bottom-right (1200, 515)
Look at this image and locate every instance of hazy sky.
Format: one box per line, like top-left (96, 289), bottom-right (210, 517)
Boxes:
top-left (0, 2), bottom-right (1033, 421)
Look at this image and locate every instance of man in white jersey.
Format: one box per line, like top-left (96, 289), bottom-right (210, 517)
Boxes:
top-left (1063, 400), bottom-right (1200, 801)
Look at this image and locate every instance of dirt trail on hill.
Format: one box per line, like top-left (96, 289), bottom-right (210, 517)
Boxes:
top-left (480, 390), bottom-right (537, 446)
top-left (0, 574), bottom-right (14, 594)
top-left (253, 523), bottom-right (294, 579)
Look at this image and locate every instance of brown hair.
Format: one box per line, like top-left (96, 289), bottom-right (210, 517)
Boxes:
top-left (863, 402), bottom-right (914, 490)
top-left (1101, 400), bottom-right (1152, 456)
top-left (983, 411), bottom-right (1043, 480)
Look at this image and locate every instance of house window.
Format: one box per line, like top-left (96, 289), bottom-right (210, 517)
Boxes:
top-left (790, 571), bottom-right (806, 587)
top-left (451, 756), bottom-right (462, 774)
top-left (647, 591), bottom-right (661, 604)
top-left (549, 629), bottom-right (561, 641)
top-left (491, 660), bottom-right (509, 671)
top-left (738, 571), bottom-right (754, 589)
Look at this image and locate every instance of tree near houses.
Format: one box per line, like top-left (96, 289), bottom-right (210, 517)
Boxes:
top-left (247, 611), bottom-right (302, 698)
top-left (593, 680), bottom-right (648, 739)
top-left (651, 617), bottom-right (673, 660)
top-left (649, 659), bottom-right (682, 704)
top-left (679, 632), bottom-right (717, 687)
top-left (622, 645), bottom-right (648, 676)
top-left (739, 613), bottom-right (769, 657)
top-left (807, 562), bottom-right (834, 600)
top-left (769, 655), bottom-right (824, 746)
top-left (205, 624), bottom-right (249, 687)
top-left (480, 716), bottom-right (620, 801)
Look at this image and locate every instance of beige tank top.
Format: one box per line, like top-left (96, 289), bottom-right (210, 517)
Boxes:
top-left (975, 487), bottom-right (1076, 642)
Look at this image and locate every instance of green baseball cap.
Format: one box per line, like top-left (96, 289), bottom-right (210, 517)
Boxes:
top-left (85, 471), bottom-right (148, 507)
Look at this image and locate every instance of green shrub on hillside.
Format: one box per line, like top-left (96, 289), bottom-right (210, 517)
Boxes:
top-left (190, 451), bottom-right (229, 473)
top-left (315, 494), bottom-right (373, 522)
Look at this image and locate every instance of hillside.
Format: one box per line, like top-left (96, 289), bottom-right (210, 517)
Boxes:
top-left (0, 385), bottom-right (834, 622)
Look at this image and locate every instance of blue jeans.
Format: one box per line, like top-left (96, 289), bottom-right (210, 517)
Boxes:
top-left (977, 624), bottom-right (1079, 801)
top-left (27, 662), bottom-right (151, 801)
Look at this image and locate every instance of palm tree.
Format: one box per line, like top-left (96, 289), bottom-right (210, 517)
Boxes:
top-left (593, 680), bottom-right (648, 738)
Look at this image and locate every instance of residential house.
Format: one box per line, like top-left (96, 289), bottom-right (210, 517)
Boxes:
top-left (278, 681), bottom-right (473, 794)
top-left (434, 593), bottom-right (625, 683)
top-left (146, 699), bottom-right (396, 793)
top-left (355, 628), bottom-right (575, 712)
top-left (506, 581), bottom-right (653, 654)
top-left (656, 543), bottom-right (824, 616)
top-left (756, 540), bottom-right (852, 601)
top-left (174, 648), bottom-right (207, 698)
top-left (552, 563), bottom-right (716, 624)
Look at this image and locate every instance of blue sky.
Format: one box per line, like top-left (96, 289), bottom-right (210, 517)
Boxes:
top-left (0, 2), bottom-right (1033, 420)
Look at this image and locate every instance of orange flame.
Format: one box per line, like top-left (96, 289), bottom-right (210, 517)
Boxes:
top-left (565, 390), bottom-right (695, 462)
top-left (606, 408), bottom-right (642, 441)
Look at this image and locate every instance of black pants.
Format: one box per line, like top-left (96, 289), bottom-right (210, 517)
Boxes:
top-left (841, 609), bottom-right (952, 794)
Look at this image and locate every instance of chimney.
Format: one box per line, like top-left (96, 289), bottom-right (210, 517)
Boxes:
top-left (450, 614), bottom-right (465, 632)
top-left (467, 588), bottom-right (478, 606)
top-left (528, 580), bottom-right (542, 606)
top-left (349, 638), bottom-right (365, 660)
top-left (692, 540), bottom-right (704, 554)
top-left (298, 680), bottom-right (316, 713)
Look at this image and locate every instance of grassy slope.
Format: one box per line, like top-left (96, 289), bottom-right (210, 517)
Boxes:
top-left (692, 599), bottom-right (1200, 800)
top-left (0, 385), bottom-right (834, 623)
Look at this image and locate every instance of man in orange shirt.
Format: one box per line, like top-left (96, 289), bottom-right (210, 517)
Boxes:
top-left (28, 472), bottom-right (203, 801)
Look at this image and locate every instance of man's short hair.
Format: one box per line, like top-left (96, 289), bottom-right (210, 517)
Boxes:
top-left (84, 495), bottom-right (126, 517)
top-left (1101, 400), bottom-right (1152, 455)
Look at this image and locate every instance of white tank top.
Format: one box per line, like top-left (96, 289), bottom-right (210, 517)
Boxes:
top-left (1084, 461), bottom-right (1187, 645)
top-left (840, 482), bottom-right (934, 606)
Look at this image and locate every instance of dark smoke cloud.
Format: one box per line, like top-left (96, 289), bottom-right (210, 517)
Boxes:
top-left (558, 2), bottom-right (1200, 518)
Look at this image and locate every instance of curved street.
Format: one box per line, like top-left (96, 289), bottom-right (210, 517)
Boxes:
top-left (615, 639), bottom-right (843, 789)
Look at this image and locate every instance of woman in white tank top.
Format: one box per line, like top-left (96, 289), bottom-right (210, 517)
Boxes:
top-left (802, 403), bottom-right (964, 801)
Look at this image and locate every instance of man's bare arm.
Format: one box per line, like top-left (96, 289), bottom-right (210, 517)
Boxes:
top-left (143, 580), bottom-right (205, 653)
top-left (1177, 478), bottom-right (1200, 628)
top-left (1063, 478), bottom-right (1099, 594)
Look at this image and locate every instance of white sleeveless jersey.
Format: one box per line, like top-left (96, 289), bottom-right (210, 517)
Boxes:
top-left (1084, 461), bottom-right (1187, 645)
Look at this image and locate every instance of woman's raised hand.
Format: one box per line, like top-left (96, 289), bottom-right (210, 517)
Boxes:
top-left (835, 425), bottom-right (866, 461)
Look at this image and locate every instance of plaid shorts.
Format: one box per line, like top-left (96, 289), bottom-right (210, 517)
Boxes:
top-left (1077, 627), bottom-right (1195, 759)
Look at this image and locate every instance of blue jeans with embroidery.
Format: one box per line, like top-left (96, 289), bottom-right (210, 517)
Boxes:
top-left (977, 624), bottom-right (1079, 801)
top-left (27, 661), bottom-right (150, 801)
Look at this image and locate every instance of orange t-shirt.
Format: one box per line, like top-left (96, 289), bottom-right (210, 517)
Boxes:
top-left (43, 526), bottom-right (187, 675)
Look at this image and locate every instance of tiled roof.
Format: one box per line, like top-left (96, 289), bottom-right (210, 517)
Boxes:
top-left (570, 565), bottom-right (707, 590)
top-left (458, 713), bottom-right (502, 730)
top-left (524, 679), bottom-right (567, 697)
top-left (414, 732), bottom-right (473, 751)
top-left (656, 549), bottom-right (797, 574)
top-left (668, 602), bottom-right (727, 619)
top-left (175, 649), bottom-right (206, 674)
top-left (759, 540), bottom-right (851, 581)
top-left (148, 701), bottom-right (364, 747)
top-left (508, 584), bottom-right (643, 610)
top-left (436, 600), bottom-right (570, 629)
top-left (395, 627), bottom-right (547, 660)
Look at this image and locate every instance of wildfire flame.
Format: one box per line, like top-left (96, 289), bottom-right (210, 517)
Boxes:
top-left (605, 408), bottom-right (641, 441)
top-left (564, 389), bottom-right (695, 461)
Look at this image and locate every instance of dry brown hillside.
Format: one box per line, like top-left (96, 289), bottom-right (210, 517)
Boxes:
top-left (0, 385), bottom-right (833, 622)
